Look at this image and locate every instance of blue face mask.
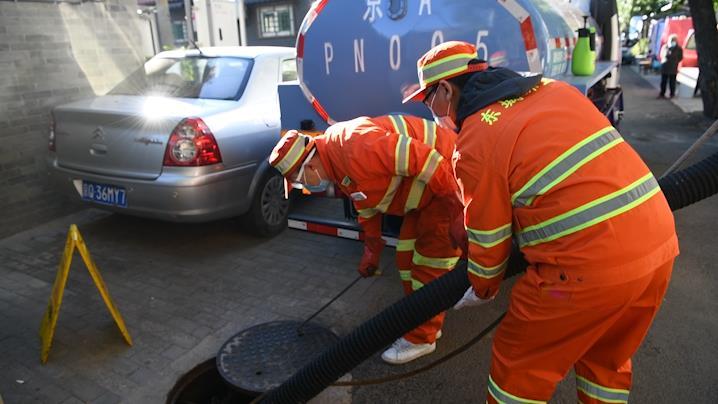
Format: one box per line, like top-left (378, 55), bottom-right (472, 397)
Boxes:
top-left (303, 175), bottom-right (332, 193)
top-left (292, 150), bottom-right (334, 195)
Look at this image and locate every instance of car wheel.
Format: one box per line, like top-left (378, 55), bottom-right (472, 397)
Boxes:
top-left (243, 170), bottom-right (289, 237)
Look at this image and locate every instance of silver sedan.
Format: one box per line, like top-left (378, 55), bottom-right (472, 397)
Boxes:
top-left (48, 47), bottom-right (296, 236)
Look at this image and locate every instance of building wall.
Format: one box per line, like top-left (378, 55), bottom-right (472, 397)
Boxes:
top-left (0, 0), bottom-right (146, 239)
top-left (245, 0), bottom-right (311, 47)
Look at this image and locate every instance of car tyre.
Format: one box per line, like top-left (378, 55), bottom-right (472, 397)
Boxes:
top-left (243, 170), bottom-right (289, 237)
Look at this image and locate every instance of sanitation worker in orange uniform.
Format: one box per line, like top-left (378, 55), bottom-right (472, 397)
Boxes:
top-left (404, 41), bottom-right (679, 403)
top-left (268, 115), bottom-right (463, 364)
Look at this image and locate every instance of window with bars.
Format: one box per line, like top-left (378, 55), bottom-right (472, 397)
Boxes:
top-left (258, 4), bottom-right (294, 38)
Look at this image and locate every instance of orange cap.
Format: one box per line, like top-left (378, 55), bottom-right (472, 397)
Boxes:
top-left (402, 41), bottom-right (488, 103)
top-left (268, 130), bottom-right (315, 179)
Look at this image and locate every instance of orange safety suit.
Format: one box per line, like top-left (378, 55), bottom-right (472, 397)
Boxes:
top-left (316, 115), bottom-right (462, 344)
top-left (453, 79), bottom-right (679, 402)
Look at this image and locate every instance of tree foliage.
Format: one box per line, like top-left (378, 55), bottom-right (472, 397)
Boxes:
top-left (619, 0), bottom-right (718, 19)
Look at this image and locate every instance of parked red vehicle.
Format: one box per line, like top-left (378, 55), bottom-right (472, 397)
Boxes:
top-left (681, 29), bottom-right (698, 68)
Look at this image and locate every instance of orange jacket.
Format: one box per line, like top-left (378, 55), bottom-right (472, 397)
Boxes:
top-left (454, 79), bottom-right (679, 297)
top-left (315, 115), bottom-right (459, 239)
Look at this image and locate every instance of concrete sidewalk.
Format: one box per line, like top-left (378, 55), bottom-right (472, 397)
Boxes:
top-left (626, 64), bottom-right (704, 114)
top-left (0, 209), bottom-right (387, 403)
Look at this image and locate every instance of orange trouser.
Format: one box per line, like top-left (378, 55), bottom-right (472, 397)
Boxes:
top-left (395, 198), bottom-right (461, 345)
top-left (487, 259), bottom-right (674, 403)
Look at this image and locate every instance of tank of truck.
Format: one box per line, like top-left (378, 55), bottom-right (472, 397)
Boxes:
top-left (293, 0), bottom-right (606, 124)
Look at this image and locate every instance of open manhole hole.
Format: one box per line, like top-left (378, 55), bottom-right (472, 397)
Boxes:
top-left (166, 358), bottom-right (258, 404)
top-left (168, 321), bottom-right (338, 403)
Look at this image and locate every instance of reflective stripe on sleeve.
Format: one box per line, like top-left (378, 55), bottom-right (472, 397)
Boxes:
top-left (576, 376), bottom-right (629, 403)
top-left (512, 127), bottom-right (623, 208)
top-left (417, 150), bottom-right (443, 183)
top-left (403, 121), bottom-right (439, 212)
top-left (467, 223), bottom-right (512, 248)
top-left (396, 239), bottom-right (416, 252)
top-left (404, 180), bottom-right (426, 213)
top-left (411, 278), bottom-right (424, 291)
top-left (389, 115), bottom-right (411, 177)
top-left (468, 257), bottom-right (508, 279)
top-left (395, 135), bottom-right (411, 176)
top-left (423, 119), bottom-right (437, 148)
top-left (517, 173), bottom-right (660, 248)
top-left (388, 114), bottom-right (409, 137)
top-left (356, 176), bottom-right (404, 218)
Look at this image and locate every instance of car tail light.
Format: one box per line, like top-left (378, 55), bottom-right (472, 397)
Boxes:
top-left (163, 118), bottom-right (222, 166)
top-left (49, 114), bottom-right (56, 152)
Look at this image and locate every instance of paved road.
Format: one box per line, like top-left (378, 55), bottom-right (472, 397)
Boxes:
top-left (0, 66), bottom-right (716, 403)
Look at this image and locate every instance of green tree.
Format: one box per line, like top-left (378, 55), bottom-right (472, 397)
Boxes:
top-left (687, 0), bottom-right (718, 117)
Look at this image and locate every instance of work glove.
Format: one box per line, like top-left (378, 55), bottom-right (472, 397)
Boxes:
top-left (358, 237), bottom-right (386, 278)
top-left (453, 287), bottom-right (495, 310)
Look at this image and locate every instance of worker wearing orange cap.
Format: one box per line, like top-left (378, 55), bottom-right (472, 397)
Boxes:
top-left (405, 41), bottom-right (678, 403)
top-left (269, 116), bottom-right (462, 364)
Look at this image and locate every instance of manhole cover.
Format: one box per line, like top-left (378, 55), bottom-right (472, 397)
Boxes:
top-left (217, 321), bottom-right (338, 393)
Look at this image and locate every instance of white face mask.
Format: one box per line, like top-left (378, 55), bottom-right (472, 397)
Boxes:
top-left (428, 85), bottom-right (458, 133)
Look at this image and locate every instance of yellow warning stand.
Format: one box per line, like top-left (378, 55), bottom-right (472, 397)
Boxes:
top-left (39, 224), bottom-right (132, 364)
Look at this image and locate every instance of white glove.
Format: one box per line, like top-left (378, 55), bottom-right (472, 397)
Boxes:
top-left (453, 287), bottom-right (495, 310)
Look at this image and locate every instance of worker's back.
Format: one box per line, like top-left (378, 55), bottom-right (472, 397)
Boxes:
top-left (457, 79), bottom-right (678, 276)
top-left (317, 115), bottom-right (456, 218)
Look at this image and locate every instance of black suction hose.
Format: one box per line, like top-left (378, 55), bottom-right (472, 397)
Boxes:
top-left (261, 151), bottom-right (718, 404)
top-left (659, 151), bottom-right (718, 211)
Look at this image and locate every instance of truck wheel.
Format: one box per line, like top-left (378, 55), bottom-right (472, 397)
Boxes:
top-left (243, 170), bottom-right (289, 237)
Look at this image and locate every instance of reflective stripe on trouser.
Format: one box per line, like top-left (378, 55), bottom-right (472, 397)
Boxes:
top-left (488, 375), bottom-right (546, 404)
top-left (397, 199), bottom-right (461, 345)
top-left (576, 376), bottom-right (629, 403)
top-left (488, 260), bottom-right (674, 403)
top-left (396, 237), bottom-right (416, 294)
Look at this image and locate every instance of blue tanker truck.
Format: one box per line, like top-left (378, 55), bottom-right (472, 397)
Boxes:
top-left (280, 0), bottom-right (623, 240)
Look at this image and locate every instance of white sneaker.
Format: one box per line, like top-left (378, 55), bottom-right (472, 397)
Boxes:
top-left (381, 337), bottom-right (436, 365)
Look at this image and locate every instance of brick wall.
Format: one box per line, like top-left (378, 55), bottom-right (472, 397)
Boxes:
top-left (0, 0), bottom-right (145, 238)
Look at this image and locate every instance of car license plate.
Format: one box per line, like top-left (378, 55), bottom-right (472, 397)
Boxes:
top-left (82, 181), bottom-right (127, 207)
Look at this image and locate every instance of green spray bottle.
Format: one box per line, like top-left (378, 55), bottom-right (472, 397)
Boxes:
top-left (572, 16), bottom-right (596, 76)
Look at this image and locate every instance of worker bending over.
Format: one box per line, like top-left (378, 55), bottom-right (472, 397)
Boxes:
top-left (404, 41), bottom-right (678, 403)
top-left (269, 115), bottom-right (463, 364)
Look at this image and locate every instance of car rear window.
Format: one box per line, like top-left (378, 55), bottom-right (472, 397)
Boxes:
top-left (109, 57), bottom-right (253, 100)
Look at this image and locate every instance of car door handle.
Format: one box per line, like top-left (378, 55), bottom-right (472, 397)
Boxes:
top-left (90, 144), bottom-right (107, 155)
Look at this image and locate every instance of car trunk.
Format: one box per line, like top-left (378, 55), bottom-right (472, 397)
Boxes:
top-left (53, 95), bottom-right (232, 180)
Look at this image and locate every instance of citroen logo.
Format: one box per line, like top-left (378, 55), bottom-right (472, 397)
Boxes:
top-left (92, 127), bottom-right (105, 141)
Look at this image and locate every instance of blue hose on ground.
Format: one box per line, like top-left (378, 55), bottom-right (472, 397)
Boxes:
top-left (261, 151), bottom-right (718, 404)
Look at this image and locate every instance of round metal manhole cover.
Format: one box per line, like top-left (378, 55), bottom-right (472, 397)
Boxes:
top-left (216, 321), bottom-right (339, 393)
